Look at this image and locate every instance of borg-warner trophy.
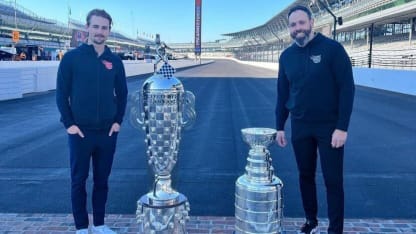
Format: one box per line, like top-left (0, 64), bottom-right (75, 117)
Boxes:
top-left (130, 35), bottom-right (196, 233)
top-left (235, 128), bottom-right (284, 234)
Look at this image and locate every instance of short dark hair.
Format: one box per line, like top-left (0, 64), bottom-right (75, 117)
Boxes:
top-left (288, 5), bottom-right (312, 19)
top-left (86, 9), bottom-right (113, 28)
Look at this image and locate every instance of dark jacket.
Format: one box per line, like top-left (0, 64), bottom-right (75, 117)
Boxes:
top-left (276, 33), bottom-right (355, 131)
top-left (56, 44), bottom-right (128, 130)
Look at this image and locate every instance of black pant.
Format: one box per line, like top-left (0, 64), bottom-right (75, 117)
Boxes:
top-left (68, 130), bottom-right (117, 229)
top-left (291, 120), bottom-right (344, 234)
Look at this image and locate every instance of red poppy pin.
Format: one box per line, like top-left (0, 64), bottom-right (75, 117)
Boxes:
top-left (102, 60), bottom-right (113, 70)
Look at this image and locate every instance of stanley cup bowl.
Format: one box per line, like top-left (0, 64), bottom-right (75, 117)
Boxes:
top-left (241, 128), bottom-right (277, 149)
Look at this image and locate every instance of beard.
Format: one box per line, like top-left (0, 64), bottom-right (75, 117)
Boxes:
top-left (290, 28), bottom-right (312, 47)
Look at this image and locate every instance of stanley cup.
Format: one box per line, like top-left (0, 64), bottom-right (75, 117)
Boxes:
top-left (235, 128), bottom-right (284, 234)
top-left (130, 35), bottom-right (196, 233)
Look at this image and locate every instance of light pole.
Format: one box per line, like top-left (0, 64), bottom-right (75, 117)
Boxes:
top-left (14, 0), bottom-right (17, 30)
top-left (310, 0), bottom-right (343, 40)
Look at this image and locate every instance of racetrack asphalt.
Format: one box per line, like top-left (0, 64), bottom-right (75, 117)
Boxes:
top-left (0, 59), bottom-right (415, 221)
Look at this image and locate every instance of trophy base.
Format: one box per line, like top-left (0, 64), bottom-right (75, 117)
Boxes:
top-left (137, 193), bottom-right (189, 234)
top-left (234, 175), bottom-right (283, 234)
top-left (145, 190), bottom-right (185, 207)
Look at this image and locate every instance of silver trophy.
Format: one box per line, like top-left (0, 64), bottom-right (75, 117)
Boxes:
top-left (235, 128), bottom-right (284, 234)
top-left (130, 35), bottom-right (196, 233)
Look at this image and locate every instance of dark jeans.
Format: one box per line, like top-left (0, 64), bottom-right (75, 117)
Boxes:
top-left (68, 130), bottom-right (118, 229)
top-left (291, 120), bottom-right (344, 234)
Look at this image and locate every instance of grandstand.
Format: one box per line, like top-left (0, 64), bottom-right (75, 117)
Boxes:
top-left (1, 0), bottom-right (416, 68)
top-left (0, 0), bottom-right (152, 60)
top-left (221, 0), bottom-right (416, 70)
top-left (169, 0), bottom-right (416, 70)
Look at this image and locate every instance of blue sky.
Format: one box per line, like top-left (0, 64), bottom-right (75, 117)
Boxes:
top-left (16, 0), bottom-right (294, 43)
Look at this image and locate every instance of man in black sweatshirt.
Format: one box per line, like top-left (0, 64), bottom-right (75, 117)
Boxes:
top-left (56, 9), bottom-right (127, 234)
top-left (275, 5), bottom-right (354, 234)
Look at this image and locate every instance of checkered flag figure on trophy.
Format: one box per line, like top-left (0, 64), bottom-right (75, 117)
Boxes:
top-left (157, 62), bottom-right (176, 78)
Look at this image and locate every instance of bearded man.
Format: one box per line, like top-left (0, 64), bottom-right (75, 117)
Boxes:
top-left (275, 5), bottom-right (355, 234)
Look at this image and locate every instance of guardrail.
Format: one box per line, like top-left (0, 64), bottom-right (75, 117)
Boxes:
top-left (233, 45), bottom-right (416, 70)
top-left (350, 48), bottom-right (416, 70)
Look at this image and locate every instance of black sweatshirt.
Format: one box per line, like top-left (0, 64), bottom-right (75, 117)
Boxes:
top-left (276, 33), bottom-right (355, 131)
top-left (56, 44), bottom-right (128, 130)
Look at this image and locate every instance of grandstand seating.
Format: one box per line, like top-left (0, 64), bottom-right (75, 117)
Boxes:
top-left (219, 0), bottom-right (416, 70)
top-left (1, 0), bottom-right (415, 68)
top-left (0, 0), bottom-right (153, 54)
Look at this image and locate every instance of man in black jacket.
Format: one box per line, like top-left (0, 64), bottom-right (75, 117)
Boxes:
top-left (56, 9), bottom-right (127, 234)
top-left (275, 5), bottom-right (355, 234)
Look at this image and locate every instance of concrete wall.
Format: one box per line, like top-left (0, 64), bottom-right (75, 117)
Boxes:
top-left (233, 59), bottom-right (416, 96)
top-left (0, 61), bottom-right (61, 100)
top-left (0, 59), bottom-right (414, 101)
top-left (353, 67), bottom-right (416, 96)
top-left (203, 56), bottom-right (279, 72)
top-left (0, 60), bottom-right (210, 101)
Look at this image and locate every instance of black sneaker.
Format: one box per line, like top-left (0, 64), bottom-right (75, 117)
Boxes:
top-left (300, 220), bottom-right (318, 233)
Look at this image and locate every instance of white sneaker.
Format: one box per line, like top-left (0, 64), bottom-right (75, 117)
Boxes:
top-left (75, 228), bottom-right (89, 234)
top-left (91, 225), bottom-right (116, 234)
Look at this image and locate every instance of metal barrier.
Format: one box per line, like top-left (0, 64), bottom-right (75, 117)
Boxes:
top-left (350, 48), bottom-right (416, 70)
top-left (233, 45), bottom-right (416, 70)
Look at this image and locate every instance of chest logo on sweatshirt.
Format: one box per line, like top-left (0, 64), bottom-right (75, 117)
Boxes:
top-left (102, 60), bottom-right (113, 70)
top-left (310, 55), bottom-right (321, 64)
